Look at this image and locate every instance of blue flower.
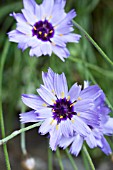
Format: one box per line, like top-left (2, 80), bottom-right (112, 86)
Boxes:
top-left (20, 68), bottom-right (102, 151)
top-left (8, 0), bottom-right (81, 61)
top-left (58, 82), bottom-right (113, 156)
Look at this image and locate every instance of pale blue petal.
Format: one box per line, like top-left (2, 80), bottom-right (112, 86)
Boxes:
top-left (55, 0), bottom-right (66, 8)
top-left (68, 83), bottom-right (81, 102)
top-left (42, 68), bottom-right (55, 92)
top-left (100, 137), bottom-right (112, 155)
top-left (29, 45), bottom-right (43, 57)
top-left (22, 94), bottom-right (46, 110)
top-left (22, 9), bottom-right (36, 25)
top-left (60, 33), bottom-right (81, 43)
top-left (34, 4), bottom-right (41, 20)
top-left (70, 134), bottom-right (83, 156)
top-left (103, 118), bottom-right (113, 135)
top-left (58, 136), bottom-right (74, 149)
top-left (10, 12), bottom-right (26, 23)
top-left (16, 22), bottom-right (32, 34)
top-left (61, 9), bottom-right (76, 25)
top-left (23, 0), bottom-right (36, 13)
top-left (20, 110), bottom-right (38, 123)
top-left (54, 73), bottom-right (68, 98)
top-left (8, 30), bottom-right (28, 43)
top-left (52, 45), bottom-right (70, 61)
top-left (78, 110), bottom-right (99, 127)
top-left (37, 85), bottom-right (57, 105)
top-left (49, 125), bottom-right (62, 151)
top-left (74, 99), bottom-right (94, 112)
top-left (60, 120), bottom-right (73, 137)
top-left (56, 26), bottom-right (74, 35)
top-left (83, 81), bottom-right (90, 89)
top-left (39, 118), bottom-right (53, 135)
top-left (42, 0), bottom-right (54, 19)
top-left (80, 85), bottom-right (102, 100)
top-left (72, 116), bottom-right (91, 136)
top-left (51, 36), bottom-right (66, 47)
top-left (40, 42), bottom-right (52, 56)
top-left (85, 133), bottom-right (98, 148)
top-left (35, 108), bottom-right (52, 119)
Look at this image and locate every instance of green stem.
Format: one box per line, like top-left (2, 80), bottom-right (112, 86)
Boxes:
top-left (73, 20), bottom-right (113, 67)
top-left (21, 123), bottom-right (27, 155)
top-left (0, 122), bottom-right (42, 145)
top-left (0, 40), bottom-right (11, 170)
top-left (83, 146), bottom-right (95, 170)
top-left (69, 57), bottom-right (113, 80)
top-left (48, 147), bottom-right (53, 170)
top-left (20, 105), bottom-right (27, 155)
top-left (56, 149), bottom-right (64, 170)
top-left (65, 148), bottom-right (78, 170)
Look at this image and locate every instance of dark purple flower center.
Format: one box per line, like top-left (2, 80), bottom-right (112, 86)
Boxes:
top-left (52, 98), bottom-right (76, 123)
top-left (32, 20), bottom-right (54, 42)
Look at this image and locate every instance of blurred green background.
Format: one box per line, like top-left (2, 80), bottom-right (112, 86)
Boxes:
top-left (0, 0), bottom-right (113, 169)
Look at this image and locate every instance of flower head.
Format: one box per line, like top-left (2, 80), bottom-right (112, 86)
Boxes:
top-left (20, 68), bottom-right (102, 151)
top-left (8, 0), bottom-right (81, 61)
top-left (58, 82), bottom-right (113, 156)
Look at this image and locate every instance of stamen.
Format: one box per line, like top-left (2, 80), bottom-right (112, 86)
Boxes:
top-left (56, 124), bottom-right (59, 130)
top-left (77, 112), bottom-right (80, 116)
top-left (51, 89), bottom-right (55, 94)
top-left (59, 34), bottom-right (63, 36)
top-left (39, 31), bottom-right (42, 35)
top-left (61, 92), bottom-right (64, 99)
top-left (50, 119), bottom-right (55, 125)
top-left (70, 102), bottom-right (76, 107)
top-left (67, 96), bottom-right (70, 101)
top-left (60, 116), bottom-right (63, 118)
top-left (49, 30), bottom-right (53, 33)
top-left (52, 99), bottom-right (56, 104)
top-left (42, 103), bottom-right (47, 107)
top-left (48, 15), bottom-right (52, 21)
top-left (71, 119), bottom-right (75, 123)
top-left (51, 42), bottom-right (56, 46)
top-left (52, 109), bottom-right (55, 112)
top-left (33, 26), bottom-right (37, 30)
top-left (77, 97), bottom-right (82, 100)
top-left (44, 33), bottom-right (48, 37)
